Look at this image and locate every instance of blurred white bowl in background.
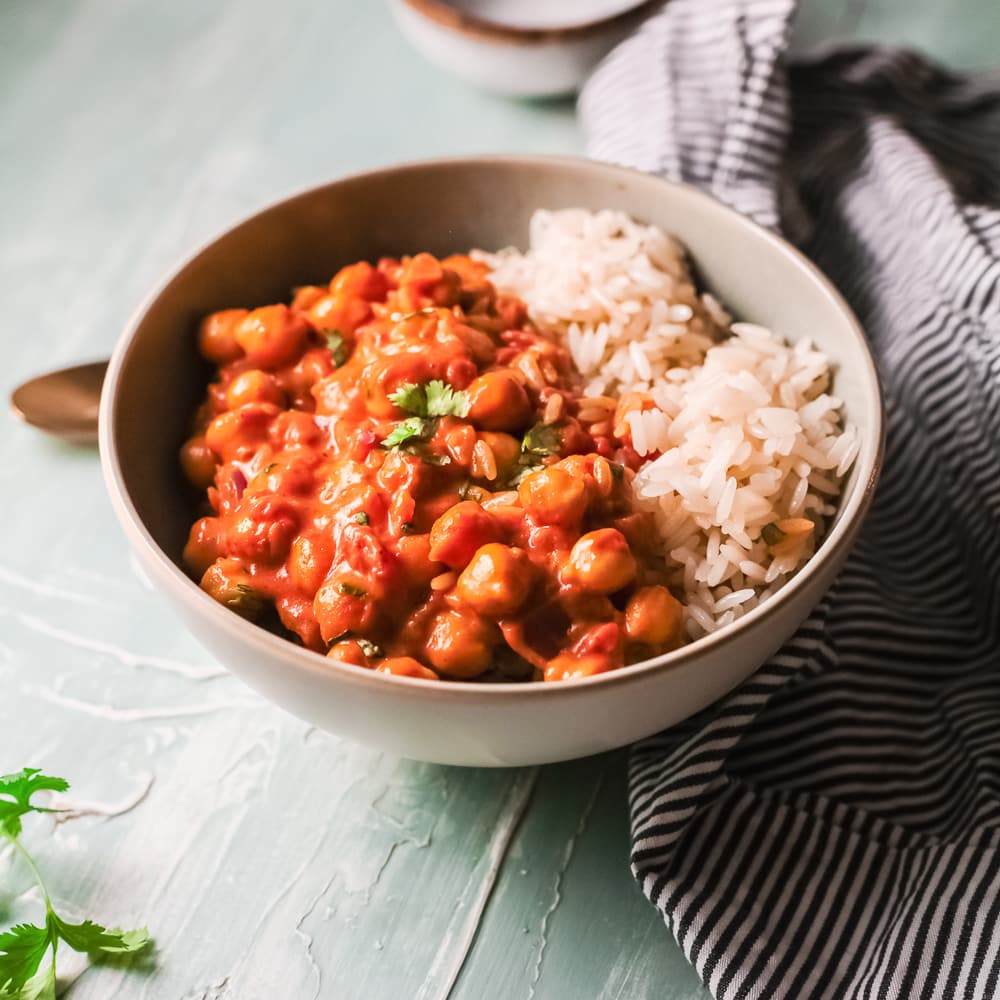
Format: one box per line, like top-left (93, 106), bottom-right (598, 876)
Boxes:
top-left (389, 0), bottom-right (657, 98)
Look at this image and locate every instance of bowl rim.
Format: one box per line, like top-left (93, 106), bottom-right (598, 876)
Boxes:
top-left (396, 0), bottom-right (660, 45)
top-left (99, 153), bottom-right (884, 702)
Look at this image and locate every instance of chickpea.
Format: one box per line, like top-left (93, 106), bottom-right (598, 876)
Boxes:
top-left (395, 532), bottom-right (439, 588)
top-left (234, 305), bottom-right (308, 369)
top-left (400, 252), bottom-right (443, 288)
top-left (561, 529), bottom-right (637, 593)
top-left (276, 593), bottom-right (324, 651)
top-left (330, 260), bottom-right (389, 301)
top-left (428, 501), bottom-right (503, 569)
top-left (228, 495), bottom-right (300, 564)
top-left (445, 355), bottom-right (478, 390)
top-left (467, 371), bottom-right (532, 432)
top-left (307, 293), bottom-right (371, 337)
top-left (183, 516), bottom-right (221, 577)
top-left (314, 576), bottom-right (376, 644)
top-left (288, 533), bottom-right (334, 595)
top-left (456, 544), bottom-right (535, 617)
top-left (377, 657), bottom-right (439, 681)
top-left (205, 403), bottom-right (279, 458)
top-left (199, 309), bottom-right (247, 364)
top-left (286, 348), bottom-right (335, 398)
top-left (478, 432), bottom-right (521, 481)
top-left (225, 369), bottom-right (284, 409)
top-left (518, 466), bottom-right (588, 526)
top-left (424, 609), bottom-right (497, 679)
top-left (544, 653), bottom-right (610, 682)
top-left (205, 410), bottom-right (245, 457)
top-left (291, 285), bottom-right (327, 311)
top-left (200, 558), bottom-right (264, 620)
top-left (624, 586), bottom-right (684, 647)
top-left (270, 409), bottom-right (322, 449)
top-left (252, 459), bottom-right (315, 497)
top-left (180, 435), bottom-right (217, 490)
top-left (450, 319), bottom-right (497, 365)
top-left (327, 639), bottom-right (373, 668)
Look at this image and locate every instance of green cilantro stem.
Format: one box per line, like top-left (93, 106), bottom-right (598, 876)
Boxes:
top-left (8, 835), bottom-right (59, 988)
top-left (0, 769), bottom-right (150, 996)
top-left (9, 836), bottom-right (51, 911)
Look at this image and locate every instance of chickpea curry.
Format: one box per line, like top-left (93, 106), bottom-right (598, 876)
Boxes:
top-left (181, 253), bottom-right (684, 682)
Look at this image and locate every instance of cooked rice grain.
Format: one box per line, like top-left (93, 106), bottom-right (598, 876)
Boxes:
top-left (478, 209), bottom-right (858, 638)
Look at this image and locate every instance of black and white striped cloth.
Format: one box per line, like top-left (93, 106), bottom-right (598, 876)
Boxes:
top-left (581, 3), bottom-right (1000, 997)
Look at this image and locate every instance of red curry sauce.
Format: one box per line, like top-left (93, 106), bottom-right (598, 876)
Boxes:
top-left (181, 253), bottom-right (684, 682)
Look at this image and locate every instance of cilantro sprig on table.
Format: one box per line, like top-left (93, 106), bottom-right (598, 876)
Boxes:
top-left (381, 380), bottom-right (470, 450)
top-left (0, 769), bottom-right (150, 998)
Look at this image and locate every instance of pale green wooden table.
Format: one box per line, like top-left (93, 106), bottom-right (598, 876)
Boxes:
top-left (1, 2), bottom-right (992, 998)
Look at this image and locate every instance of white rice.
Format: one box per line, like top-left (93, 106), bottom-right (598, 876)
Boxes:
top-left (477, 209), bottom-right (860, 639)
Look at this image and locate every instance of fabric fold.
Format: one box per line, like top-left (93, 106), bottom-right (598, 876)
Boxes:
top-left (582, 3), bottom-right (1000, 997)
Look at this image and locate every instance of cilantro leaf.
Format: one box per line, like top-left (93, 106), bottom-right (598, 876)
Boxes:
top-left (381, 417), bottom-right (433, 449)
top-left (0, 923), bottom-right (50, 994)
top-left (521, 423), bottom-right (562, 458)
top-left (507, 424), bottom-right (564, 485)
top-left (0, 770), bottom-right (68, 838)
top-left (761, 523), bottom-right (786, 546)
top-left (320, 328), bottom-right (348, 367)
top-left (338, 582), bottom-right (367, 598)
top-left (388, 383), bottom-right (428, 417)
top-left (389, 380), bottom-right (468, 419)
top-left (0, 770), bottom-right (152, 998)
top-left (50, 915), bottom-right (149, 956)
top-left (355, 638), bottom-right (384, 659)
top-left (354, 512), bottom-right (370, 525)
top-left (17, 964), bottom-right (55, 1000)
top-left (424, 380), bottom-right (469, 418)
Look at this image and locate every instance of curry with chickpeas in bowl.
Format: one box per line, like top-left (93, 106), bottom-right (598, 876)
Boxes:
top-left (181, 209), bottom-right (860, 682)
top-left (181, 251), bottom-right (684, 683)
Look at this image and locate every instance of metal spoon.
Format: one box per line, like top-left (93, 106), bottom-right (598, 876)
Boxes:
top-left (10, 360), bottom-right (108, 446)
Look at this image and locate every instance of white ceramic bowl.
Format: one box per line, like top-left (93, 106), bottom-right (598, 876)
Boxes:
top-left (100, 156), bottom-right (883, 767)
top-left (389, 0), bottom-right (656, 97)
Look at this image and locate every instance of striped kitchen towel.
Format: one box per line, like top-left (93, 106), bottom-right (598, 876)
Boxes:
top-left (581, 2), bottom-right (1000, 998)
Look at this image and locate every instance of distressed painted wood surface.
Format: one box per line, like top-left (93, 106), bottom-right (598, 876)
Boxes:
top-left (0, 2), bottom-right (989, 997)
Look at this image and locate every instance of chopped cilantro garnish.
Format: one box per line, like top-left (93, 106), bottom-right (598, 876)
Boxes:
top-left (382, 380), bottom-right (469, 451)
top-left (320, 328), bottom-right (348, 367)
top-left (521, 423), bottom-right (562, 458)
top-left (381, 417), bottom-right (434, 449)
top-left (458, 481), bottom-right (486, 503)
top-left (338, 582), bottom-right (367, 598)
top-left (425, 380), bottom-right (470, 418)
top-left (388, 380), bottom-right (470, 420)
top-left (354, 512), bottom-right (370, 525)
top-left (356, 638), bottom-right (384, 659)
top-left (505, 423), bottom-right (564, 486)
top-left (761, 523), bottom-right (786, 546)
top-left (388, 382), bottom-right (427, 415)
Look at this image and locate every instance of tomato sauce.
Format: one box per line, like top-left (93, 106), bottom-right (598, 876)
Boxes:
top-left (181, 253), bottom-right (684, 681)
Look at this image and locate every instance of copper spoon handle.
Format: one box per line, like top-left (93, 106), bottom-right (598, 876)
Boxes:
top-left (10, 360), bottom-right (109, 447)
